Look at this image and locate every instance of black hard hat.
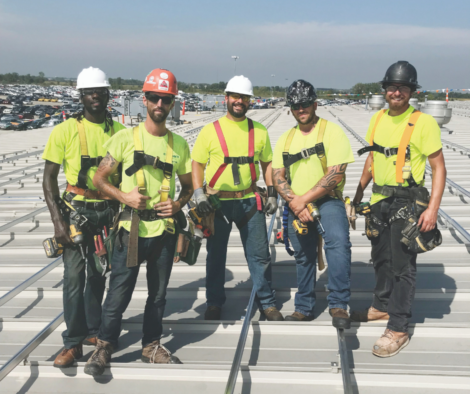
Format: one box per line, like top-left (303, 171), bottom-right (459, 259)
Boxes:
top-left (380, 61), bottom-right (421, 89)
top-left (286, 79), bottom-right (317, 106)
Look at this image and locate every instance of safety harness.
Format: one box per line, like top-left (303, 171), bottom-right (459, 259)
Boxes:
top-left (120, 126), bottom-right (175, 267)
top-left (209, 118), bottom-right (257, 188)
top-left (357, 109), bottom-right (423, 191)
top-left (282, 118), bottom-right (345, 199)
top-left (76, 119), bottom-right (115, 190)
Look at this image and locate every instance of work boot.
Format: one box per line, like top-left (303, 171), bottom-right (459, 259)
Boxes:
top-left (84, 339), bottom-right (113, 376)
top-left (372, 329), bottom-right (409, 358)
top-left (284, 311), bottom-right (314, 322)
top-left (350, 306), bottom-right (390, 322)
top-left (142, 340), bottom-right (183, 364)
top-left (329, 308), bottom-right (351, 329)
top-left (83, 336), bottom-right (98, 346)
top-left (53, 344), bottom-right (83, 368)
top-left (263, 307), bottom-right (284, 321)
top-left (204, 306), bottom-right (222, 320)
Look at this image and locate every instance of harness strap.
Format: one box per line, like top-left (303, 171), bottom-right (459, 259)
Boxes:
top-left (209, 118), bottom-right (256, 188)
top-left (368, 110), bottom-right (387, 181)
top-left (358, 142), bottom-right (401, 158)
top-left (125, 152), bottom-right (174, 177)
top-left (396, 111), bottom-right (422, 183)
top-left (76, 120), bottom-right (114, 190)
top-left (316, 119), bottom-right (328, 174)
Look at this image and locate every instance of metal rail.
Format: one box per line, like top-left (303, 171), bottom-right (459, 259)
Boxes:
top-left (337, 116), bottom-right (470, 244)
top-left (0, 206), bottom-right (48, 232)
top-left (337, 328), bottom-right (353, 394)
top-left (0, 312), bottom-right (64, 381)
top-left (0, 149), bottom-right (27, 159)
top-left (0, 150), bottom-right (43, 164)
top-left (0, 162), bottom-right (45, 178)
top-left (441, 139), bottom-right (470, 157)
top-left (224, 196), bottom-right (280, 394)
top-left (0, 257), bottom-right (62, 307)
top-left (0, 168), bottom-right (42, 188)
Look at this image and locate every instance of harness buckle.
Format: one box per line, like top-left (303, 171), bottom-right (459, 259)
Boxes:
top-left (384, 147), bottom-right (392, 158)
top-left (300, 148), bottom-right (310, 159)
top-left (153, 156), bottom-right (160, 169)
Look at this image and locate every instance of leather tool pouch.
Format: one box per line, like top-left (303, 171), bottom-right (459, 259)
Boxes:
top-left (409, 187), bottom-right (430, 217)
top-left (365, 216), bottom-right (380, 240)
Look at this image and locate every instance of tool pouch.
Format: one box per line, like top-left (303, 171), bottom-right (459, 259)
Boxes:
top-left (409, 187), bottom-right (430, 217)
top-left (93, 227), bottom-right (117, 276)
top-left (365, 215), bottom-right (381, 240)
top-left (174, 220), bottom-right (200, 266)
top-left (400, 214), bottom-right (442, 254)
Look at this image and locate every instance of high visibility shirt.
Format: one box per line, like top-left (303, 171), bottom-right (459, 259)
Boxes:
top-left (366, 105), bottom-right (443, 205)
top-left (104, 123), bottom-right (191, 237)
top-left (272, 121), bottom-right (354, 196)
top-left (191, 116), bottom-right (273, 199)
top-left (42, 117), bottom-right (126, 202)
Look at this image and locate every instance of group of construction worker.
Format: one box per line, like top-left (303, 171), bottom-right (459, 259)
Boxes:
top-left (42, 60), bottom-right (445, 376)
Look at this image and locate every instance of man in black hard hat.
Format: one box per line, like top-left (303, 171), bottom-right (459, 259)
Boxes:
top-left (351, 61), bottom-right (446, 357)
top-left (272, 80), bottom-right (355, 328)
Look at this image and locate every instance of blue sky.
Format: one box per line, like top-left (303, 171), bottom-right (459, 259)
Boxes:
top-left (1, 0), bottom-right (469, 89)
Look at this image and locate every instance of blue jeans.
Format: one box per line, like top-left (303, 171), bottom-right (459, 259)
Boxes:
top-left (287, 197), bottom-right (351, 316)
top-left (98, 229), bottom-right (176, 348)
top-left (206, 197), bottom-right (276, 310)
top-left (62, 206), bottom-right (113, 348)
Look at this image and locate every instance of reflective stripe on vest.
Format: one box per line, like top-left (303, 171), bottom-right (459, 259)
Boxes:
top-left (208, 118), bottom-right (257, 188)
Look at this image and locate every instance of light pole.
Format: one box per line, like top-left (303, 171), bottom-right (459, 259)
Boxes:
top-left (270, 74), bottom-right (275, 102)
top-left (285, 78), bottom-right (288, 101)
top-left (231, 56), bottom-right (239, 74)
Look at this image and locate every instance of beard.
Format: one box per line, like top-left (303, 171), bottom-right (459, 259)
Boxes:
top-left (227, 101), bottom-right (248, 118)
top-left (386, 94), bottom-right (409, 112)
top-left (293, 109), bottom-right (316, 125)
top-left (147, 105), bottom-right (169, 124)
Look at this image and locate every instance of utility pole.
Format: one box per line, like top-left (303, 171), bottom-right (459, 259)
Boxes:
top-left (231, 56), bottom-right (239, 74)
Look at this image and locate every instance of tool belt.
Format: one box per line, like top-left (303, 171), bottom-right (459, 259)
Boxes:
top-left (372, 183), bottom-right (418, 198)
top-left (70, 199), bottom-right (119, 212)
top-left (66, 184), bottom-right (114, 201)
top-left (124, 151), bottom-right (174, 178)
top-left (121, 205), bottom-right (164, 221)
top-left (282, 143), bottom-right (325, 167)
top-left (217, 184), bottom-right (257, 199)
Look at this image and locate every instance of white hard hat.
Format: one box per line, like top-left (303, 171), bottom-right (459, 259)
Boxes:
top-left (225, 75), bottom-right (253, 96)
top-left (76, 67), bottom-right (110, 90)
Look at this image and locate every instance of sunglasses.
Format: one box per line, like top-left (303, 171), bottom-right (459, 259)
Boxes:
top-left (228, 93), bottom-right (250, 103)
top-left (385, 85), bottom-right (412, 94)
top-left (145, 93), bottom-right (174, 105)
top-left (291, 101), bottom-right (313, 111)
top-left (81, 88), bottom-right (108, 96)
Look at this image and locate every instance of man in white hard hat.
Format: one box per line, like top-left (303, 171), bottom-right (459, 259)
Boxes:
top-left (191, 75), bottom-right (282, 321)
top-left (42, 67), bottom-right (126, 368)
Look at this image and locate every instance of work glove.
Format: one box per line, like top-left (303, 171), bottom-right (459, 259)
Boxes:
top-left (263, 186), bottom-right (278, 215)
top-left (194, 187), bottom-right (213, 216)
top-left (344, 196), bottom-right (356, 230)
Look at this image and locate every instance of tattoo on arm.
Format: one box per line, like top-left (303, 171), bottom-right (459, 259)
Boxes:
top-left (311, 164), bottom-right (347, 192)
top-left (98, 152), bottom-right (116, 169)
top-left (273, 168), bottom-right (294, 201)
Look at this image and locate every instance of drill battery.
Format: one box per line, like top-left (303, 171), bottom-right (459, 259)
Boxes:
top-left (292, 219), bottom-right (308, 235)
top-left (43, 238), bottom-right (64, 258)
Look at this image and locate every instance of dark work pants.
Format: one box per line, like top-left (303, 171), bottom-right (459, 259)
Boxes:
top-left (99, 229), bottom-right (176, 348)
top-left (370, 197), bottom-right (417, 333)
top-left (62, 206), bottom-right (114, 349)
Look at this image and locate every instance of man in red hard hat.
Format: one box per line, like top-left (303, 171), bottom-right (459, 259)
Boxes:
top-left (84, 69), bottom-right (193, 375)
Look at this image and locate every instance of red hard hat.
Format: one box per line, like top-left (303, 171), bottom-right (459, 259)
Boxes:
top-left (142, 69), bottom-right (178, 95)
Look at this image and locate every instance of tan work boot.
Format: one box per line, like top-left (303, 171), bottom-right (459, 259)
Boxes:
top-left (142, 340), bottom-right (183, 364)
top-left (83, 336), bottom-right (98, 346)
top-left (372, 329), bottom-right (409, 357)
top-left (284, 311), bottom-right (314, 321)
top-left (53, 344), bottom-right (83, 368)
top-left (263, 307), bottom-right (284, 321)
top-left (351, 306), bottom-right (390, 322)
top-left (84, 339), bottom-right (113, 376)
top-left (329, 308), bottom-right (351, 329)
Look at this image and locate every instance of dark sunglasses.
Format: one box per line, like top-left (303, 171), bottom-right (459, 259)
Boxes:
top-left (291, 101), bottom-right (313, 110)
top-left (145, 93), bottom-right (174, 105)
top-left (81, 88), bottom-right (108, 96)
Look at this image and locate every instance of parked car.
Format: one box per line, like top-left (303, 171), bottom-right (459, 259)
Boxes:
top-left (41, 118), bottom-right (63, 128)
top-left (27, 118), bottom-right (49, 130)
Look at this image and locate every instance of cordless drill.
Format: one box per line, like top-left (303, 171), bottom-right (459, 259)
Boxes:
top-left (307, 203), bottom-right (325, 233)
top-left (43, 222), bottom-right (86, 259)
top-left (208, 194), bottom-right (229, 224)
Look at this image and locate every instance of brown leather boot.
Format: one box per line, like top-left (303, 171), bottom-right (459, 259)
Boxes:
top-left (284, 311), bottom-right (314, 321)
top-left (142, 340), bottom-right (182, 364)
top-left (263, 307), bottom-right (284, 321)
top-left (329, 308), bottom-right (351, 329)
top-left (350, 307), bottom-right (390, 322)
top-left (372, 329), bottom-right (409, 357)
top-left (53, 344), bottom-right (83, 368)
top-left (83, 337), bottom-right (98, 346)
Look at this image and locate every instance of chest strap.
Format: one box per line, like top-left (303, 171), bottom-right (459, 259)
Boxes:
top-left (358, 141), bottom-right (410, 158)
top-left (208, 118), bottom-right (257, 188)
top-left (76, 119), bottom-right (114, 190)
top-left (125, 151), bottom-right (173, 177)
